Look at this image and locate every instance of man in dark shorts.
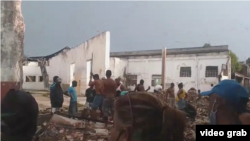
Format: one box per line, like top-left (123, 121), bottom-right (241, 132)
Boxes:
top-left (1, 89), bottom-right (39, 141)
top-left (89, 73), bottom-right (104, 119)
top-left (102, 70), bottom-right (117, 121)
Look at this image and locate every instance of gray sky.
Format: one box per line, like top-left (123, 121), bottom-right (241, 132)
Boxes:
top-left (22, 1), bottom-right (250, 61)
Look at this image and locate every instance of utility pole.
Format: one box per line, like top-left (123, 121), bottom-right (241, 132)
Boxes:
top-left (161, 48), bottom-right (167, 90)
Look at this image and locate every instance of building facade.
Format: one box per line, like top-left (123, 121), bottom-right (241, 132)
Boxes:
top-left (22, 31), bottom-right (230, 94)
top-left (110, 45), bottom-right (231, 92)
top-left (23, 31), bottom-right (110, 95)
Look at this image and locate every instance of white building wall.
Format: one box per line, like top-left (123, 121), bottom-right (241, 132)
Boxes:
top-left (110, 52), bottom-right (230, 92)
top-left (109, 58), bottom-right (127, 79)
top-left (48, 31), bottom-right (110, 95)
top-left (23, 62), bottom-right (49, 90)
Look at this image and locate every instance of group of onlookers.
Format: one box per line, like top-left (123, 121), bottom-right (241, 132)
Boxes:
top-left (1, 79), bottom-right (250, 141)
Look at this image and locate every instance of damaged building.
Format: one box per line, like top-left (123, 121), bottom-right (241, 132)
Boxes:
top-left (23, 31), bottom-right (231, 94)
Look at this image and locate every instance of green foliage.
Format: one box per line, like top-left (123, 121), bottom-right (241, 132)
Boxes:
top-left (230, 51), bottom-right (242, 72)
top-left (246, 58), bottom-right (250, 66)
top-left (203, 43), bottom-right (211, 47)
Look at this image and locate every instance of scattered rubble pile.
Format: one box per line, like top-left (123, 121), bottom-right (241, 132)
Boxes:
top-left (35, 108), bottom-right (111, 141)
top-left (38, 114), bottom-right (109, 141)
top-left (184, 89), bottom-right (209, 141)
top-left (35, 91), bottom-right (250, 141)
top-left (154, 89), bottom-right (209, 141)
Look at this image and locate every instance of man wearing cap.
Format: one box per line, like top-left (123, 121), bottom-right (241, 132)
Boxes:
top-left (200, 80), bottom-right (250, 125)
top-left (50, 76), bottom-right (64, 113)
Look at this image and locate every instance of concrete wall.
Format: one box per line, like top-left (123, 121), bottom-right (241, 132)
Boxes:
top-left (109, 52), bottom-right (230, 92)
top-left (22, 62), bottom-right (49, 90)
top-left (1, 1), bottom-right (25, 98)
top-left (48, 31), bottom-right (110, 95)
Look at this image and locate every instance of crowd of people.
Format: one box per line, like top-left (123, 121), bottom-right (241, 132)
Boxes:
top-left (1, 74), bottom-right (250, 141)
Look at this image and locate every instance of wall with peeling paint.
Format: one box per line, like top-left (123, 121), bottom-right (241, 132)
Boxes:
top-left (109, 58), bottom-right (127, 79)
top-left (48, 31), bottom-right (110, 95)
top-left (110, 52), bottom-right (230, 92)
top-left (1, 1), bottom-right (25, 98)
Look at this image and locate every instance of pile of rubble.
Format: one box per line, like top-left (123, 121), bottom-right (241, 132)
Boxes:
top-left (154, 88), bottom-right (209, 141)
top-left (184, 89), bottom-right (209, 141)
top-left (36, 91), bottom-right (250, 141)
top-left (38, 114), bottom-right (110, 141)
top-left (35, 108), bottom-right (111, 141)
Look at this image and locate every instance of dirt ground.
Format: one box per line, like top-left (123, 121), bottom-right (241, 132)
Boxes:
top-left (32, 94), bottom-right (86, 110)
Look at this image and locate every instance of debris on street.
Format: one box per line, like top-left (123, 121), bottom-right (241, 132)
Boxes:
top-left (38, 114), bottom-right (109, 141)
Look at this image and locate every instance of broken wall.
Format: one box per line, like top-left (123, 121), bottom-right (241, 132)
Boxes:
top-left (22, 62), bottom-right (50, 90)
top-left (48, 31), bottom-right (110, 95)
top-left (1, 1), bottom-right (25, 98)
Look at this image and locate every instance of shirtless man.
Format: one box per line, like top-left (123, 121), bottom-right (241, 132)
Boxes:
top-left (134, 79), bottom-right (150, 92)
top-left (166, 83), bottom-right (175, 108)
top-left (89, 73), bottom-right (104, 119)
top-left (102, 70), bottom-right (117, 121)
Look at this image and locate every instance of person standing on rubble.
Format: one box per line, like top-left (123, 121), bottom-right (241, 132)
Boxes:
top-left (102, 70), bottom-right (117, 122)
top-left (109, 92), bottom-right (186, 141)
top-left (134, 79), bottom-right (151, 92)
top-left (1, 89), bottom-right (39, 141)
top-left (200, 80), bottom-right (250, 125)
top-left (50, 76), bottom-right (64, 113)
top-left (67, 80), bottom-right (78, 115)
top-left (115, 78), bottom-right (125, 97)
top-left (85, 85), bottom-right (95, 108)
top-left (176, 83), bottom-right (187, 109)
top-left (89, 73), bottom-right (104, 119)
top-left (166, 83), bottom-right (176, 108)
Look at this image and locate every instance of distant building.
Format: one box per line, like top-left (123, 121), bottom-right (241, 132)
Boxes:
top-left (110, 45), bottom-right (231, 92)
top-left (23, 32), bottom-right (231, 94)
top-left (231, 62), bottom-right (250, 89)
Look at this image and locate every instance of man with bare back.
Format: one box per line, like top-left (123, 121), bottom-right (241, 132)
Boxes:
top-left (166, 83), bottom-right (175, 108)
top-left (89, 73), bottom-right (104, 119)
top-left (102, 70), bottom-right (117, 121)
top-left (134, 79), bottom-right (150, 92)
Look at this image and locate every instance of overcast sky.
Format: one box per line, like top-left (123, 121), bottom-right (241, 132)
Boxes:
top-left (22, 1), bottom-right (250, 61)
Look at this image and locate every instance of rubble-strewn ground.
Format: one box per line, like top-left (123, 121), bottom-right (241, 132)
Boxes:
top-left (157, 89), bottom-right (250, 141)
top-left (35, 91), bottom-right (250, 141)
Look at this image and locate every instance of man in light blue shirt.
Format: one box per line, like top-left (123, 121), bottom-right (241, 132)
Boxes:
top-left (67, 80), bottom-right (78, 115)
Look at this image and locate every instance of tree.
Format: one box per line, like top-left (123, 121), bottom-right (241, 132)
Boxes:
top-left (203, 43), bottom-right (211, 47)
top-left (230, 51), bottom-right (242, 72)
top-left (246, 58), bottom-right (250, 66)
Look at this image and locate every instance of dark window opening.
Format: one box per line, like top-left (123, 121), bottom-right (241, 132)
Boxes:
top-left (25, 76), bottom-right (36, 82)
top-left (206, 66), bottom-right (218, 77)
top-left (180, 67), bottom-right (191, 77)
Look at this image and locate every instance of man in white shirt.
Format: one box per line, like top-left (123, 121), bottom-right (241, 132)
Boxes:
top-left (154, 84), bottom-right (162, 94)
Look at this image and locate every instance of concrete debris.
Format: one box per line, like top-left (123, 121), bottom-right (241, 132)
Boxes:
top-left (35, 108), bottom-right (111, 141)
top-left (38, 114), bottom-right (109, 141)
top-left (155, 90), bottom-right (208, 141)
top-left (36, 91), bottom-right (250, 141)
